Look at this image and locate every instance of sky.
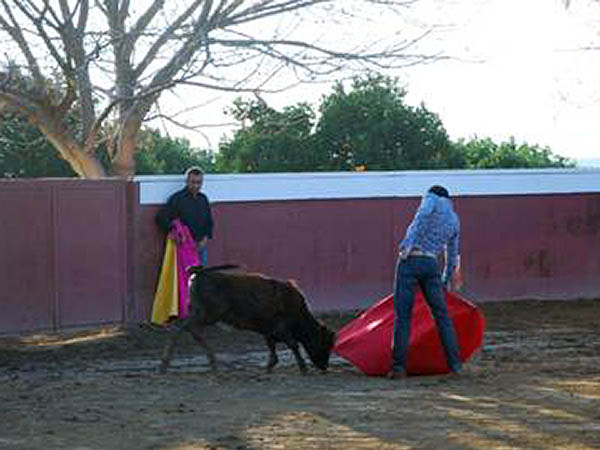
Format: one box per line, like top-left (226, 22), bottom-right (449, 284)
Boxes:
top-left (154, 0), bottom-right (600, 166)
top-left (402, 0), bottom-right (600, 165)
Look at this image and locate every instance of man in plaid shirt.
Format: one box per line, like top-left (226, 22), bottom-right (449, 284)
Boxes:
top-left (389, 185), bottom-right (462, 379)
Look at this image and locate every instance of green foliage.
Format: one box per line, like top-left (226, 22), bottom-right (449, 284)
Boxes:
top-left (0, 114), bottom-right (76, 178)
top-left (455, 136), bottom-right (575, 169)
top-left (315, 75), bottom-right (463, 171)
top-left (0, 75), bottom-right (576, 178)
top-left (0, 116), bottom-right (214, 178)
top-left (134, 129), bottom-right (215, 175)
top-left (216, 98), bottom-right (319, 173)
top-left (217, 75), bottom-right (573, 173)
top-left (218, 75), bottom-right (466, 173)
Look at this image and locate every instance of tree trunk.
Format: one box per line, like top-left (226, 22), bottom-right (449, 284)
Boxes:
top-left (58, 145), bottom-right (106, 178)
top-left (35, 117), bottom-right (106, 179)
top-left (112, 113), bottom-right (143, 178)
top-left (112, 135), bottom-right (136, 178)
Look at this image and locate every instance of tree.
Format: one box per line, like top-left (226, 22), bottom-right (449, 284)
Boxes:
top-left (135, 128), bottom-right (215, 175)
top-left (0, 113), bottom-right (213, 177)
top-left (217, 76), bottom-right (466, 172)
top-left (0, 1), bottom-right (436, 178)
top-left (0, 113), bottom-right (76, 177)
top-left (216, 75), bottom-right (575, 173)
top-left (216, 98), bottom-right (319, 172)
top-left (314, 75), bottom-right (464, 171)
top-left (455, 137), bottom-right (575, 169)
top-left (561, 0), bottom-right (598, 8)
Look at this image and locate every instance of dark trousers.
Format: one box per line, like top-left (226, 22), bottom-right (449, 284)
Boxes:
top-left (392, 255), bottom-right (462, 373)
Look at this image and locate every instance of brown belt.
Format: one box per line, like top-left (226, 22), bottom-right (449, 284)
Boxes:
top-left (408, 249), bottom-right (437, 259)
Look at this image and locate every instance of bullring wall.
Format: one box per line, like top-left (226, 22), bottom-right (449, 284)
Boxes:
top-left (1, 169), bottom-right (599, 334)
top-left (134, 169), bottom-right (600, 319)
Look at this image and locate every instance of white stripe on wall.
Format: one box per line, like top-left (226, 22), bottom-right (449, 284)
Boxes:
top-left (135, 168), bottom-right (600, 205)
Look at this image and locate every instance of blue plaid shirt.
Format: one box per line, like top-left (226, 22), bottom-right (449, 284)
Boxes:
top-left (400, 192), bottom-right (460, 282)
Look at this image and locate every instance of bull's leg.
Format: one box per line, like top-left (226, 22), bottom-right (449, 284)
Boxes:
top-left (187, 322), bottom-right (217, 370)
top-left (282, 336), bottom-right (308, 374)
top-left (265, 336), bottom-right (279, 373)
top-left (159, 320), bottom-right (188, 374)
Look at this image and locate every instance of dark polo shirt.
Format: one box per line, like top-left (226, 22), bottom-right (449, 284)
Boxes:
top-left (156, 188), bottom-right (213, 241)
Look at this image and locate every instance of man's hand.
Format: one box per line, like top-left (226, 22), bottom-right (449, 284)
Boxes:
top-left (168, 228), bottom-right (185, 245)
top-left (451, 268), bottom-right (464, 291)
top-left (443, 268), bottom-right (464, 291)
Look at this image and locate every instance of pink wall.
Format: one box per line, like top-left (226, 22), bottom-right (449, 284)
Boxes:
top-left (0, 180), bottom-right (130, 334)
top-left (458, 194), bottom-right (600, 301)
top-left (1, 182), bottom-right (54, 333)
top-left (134, 198), bottom-right (406, 319)
top-left (134, 193), bottom-right (600, 317)
top-left (2, 177), bottom-right (599, 334)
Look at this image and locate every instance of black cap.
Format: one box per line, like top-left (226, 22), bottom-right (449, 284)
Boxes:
top-left (428, 185), bottom-right (450, 198)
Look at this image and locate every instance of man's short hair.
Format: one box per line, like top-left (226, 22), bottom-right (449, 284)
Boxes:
top-left (428, 185), bottom-right (450, 198)
top-left (185, 166), bottom-right (204, 178)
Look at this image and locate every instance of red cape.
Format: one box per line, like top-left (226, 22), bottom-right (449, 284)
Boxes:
top-left (333, 291), bottom-right (485, 376)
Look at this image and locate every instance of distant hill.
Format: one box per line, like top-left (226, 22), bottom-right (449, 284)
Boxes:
top-left (577, 158), bottom-right (600, 168)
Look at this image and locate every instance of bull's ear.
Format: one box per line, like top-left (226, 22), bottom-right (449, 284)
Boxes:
top-left (187, 265), bottom-right (204, 275)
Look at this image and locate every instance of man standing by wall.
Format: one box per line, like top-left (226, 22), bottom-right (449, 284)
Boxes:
top-left (156, 166), bottom-right (213, 265)
top-left (389, 185), bottom-right (462, 379)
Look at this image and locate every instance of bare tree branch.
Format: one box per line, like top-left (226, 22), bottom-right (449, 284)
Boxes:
top-left (128, 0), bottom-right (164, 45)
top-left (0, 0), bottom-right (442, 177)
top-left (12, 1), bottom-right (70, 72)
top-left (150, 112), bottom-right (238, 131)
top-left (227, 0), bottom-right (329, 26)
top-left (0, 0), bottom-right (44, 83)
top-left (57, 0), bottom-right (96, 138)
top-left (133, 0), bottom-right (205, 79)
top-left (0, 89), bottom-right (40, 116)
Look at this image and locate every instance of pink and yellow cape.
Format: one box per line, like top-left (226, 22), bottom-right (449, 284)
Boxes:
top-left (151, 219), bottom-right (200, 324)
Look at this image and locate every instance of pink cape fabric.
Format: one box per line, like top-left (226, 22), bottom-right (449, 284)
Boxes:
top-left (172, 219), bottom-right (200, 318)
top-left (333, 291), bottom-right (485, 376)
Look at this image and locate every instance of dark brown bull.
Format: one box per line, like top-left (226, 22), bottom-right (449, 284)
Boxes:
top-left (159, 266), bottom-right (336, 374)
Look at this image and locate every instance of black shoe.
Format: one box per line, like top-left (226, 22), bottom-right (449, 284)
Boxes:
top-left (387, 369), bottom-right (407, 380)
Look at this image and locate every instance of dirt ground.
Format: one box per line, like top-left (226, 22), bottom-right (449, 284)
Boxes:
top-left (1, 299), bottom-right (599, 450)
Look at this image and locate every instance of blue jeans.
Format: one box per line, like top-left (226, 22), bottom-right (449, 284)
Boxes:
top-left (392, 255), bottom-right (462, 373)
top-left (197, 244), bottom-right (207, 266)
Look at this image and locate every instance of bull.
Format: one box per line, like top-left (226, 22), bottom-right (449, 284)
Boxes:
top-left (159, 266), bottom-right (336, 374)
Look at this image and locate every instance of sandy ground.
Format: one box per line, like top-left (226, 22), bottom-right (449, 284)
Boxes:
top-left (1, 299), bottom-right (599, 450)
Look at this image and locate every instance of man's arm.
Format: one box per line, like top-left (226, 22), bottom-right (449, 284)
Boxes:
top-left (155, 194), bottom-right (178, 234)
top-left (204, 195), bottom-right (214, 239)
top-left (442, 229), bottom-right (460, 286)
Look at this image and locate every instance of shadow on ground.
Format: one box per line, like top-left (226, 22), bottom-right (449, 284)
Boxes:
top-left (1, 299), bottom-right (599, 449)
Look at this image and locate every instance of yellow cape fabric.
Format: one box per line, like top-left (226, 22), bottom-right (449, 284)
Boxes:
top-left (151, 238), bottom-right (179, 324)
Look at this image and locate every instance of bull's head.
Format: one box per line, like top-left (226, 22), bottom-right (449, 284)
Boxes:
top-left (308, 324), bottom-right (336, 371)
